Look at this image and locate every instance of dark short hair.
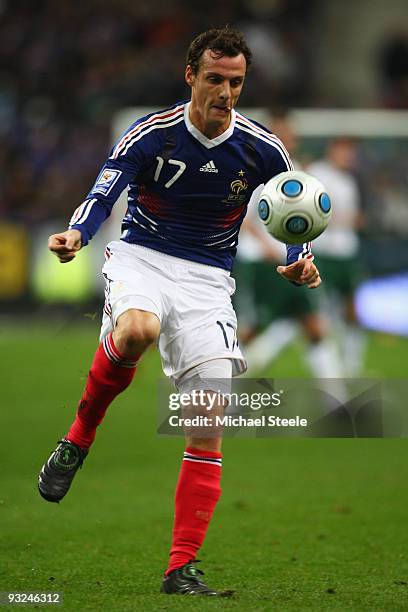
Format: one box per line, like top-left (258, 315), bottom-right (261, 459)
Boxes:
top-left (186, 27), bottom-right (252, 74)
top-left (328, 136), bottom-right (359, 148)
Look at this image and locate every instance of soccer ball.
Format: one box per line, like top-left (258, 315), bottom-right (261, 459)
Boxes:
top-left (257, 170), bottom-right (332, 244)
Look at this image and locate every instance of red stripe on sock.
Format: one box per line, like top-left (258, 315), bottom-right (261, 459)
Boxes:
top-left (105, 333), bottom-right (122, 362)
top-left (104, 333), bottom-right (138, 367)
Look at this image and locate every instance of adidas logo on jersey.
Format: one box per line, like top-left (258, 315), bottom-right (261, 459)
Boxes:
top-left (199, 160), bottom-right (218, 173)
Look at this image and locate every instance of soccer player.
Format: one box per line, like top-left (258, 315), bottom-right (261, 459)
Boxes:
top-left (37, 27), bottom-right (321, 596)
top-left (308, 138), bottom-right (365, 376)
top-left (235, 111), bottom-right (343, 378)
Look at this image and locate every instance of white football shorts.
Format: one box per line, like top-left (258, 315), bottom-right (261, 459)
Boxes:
top-left (100, 241), bottom-right (247, 382)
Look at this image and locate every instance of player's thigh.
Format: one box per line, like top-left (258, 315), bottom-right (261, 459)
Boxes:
top-left (162, 307), bottom-right (243, 380)
top-left (232, 260), bottom-right (257, 321)
top-left (160, 266), bottom-right (246, 381)
top-left (258, 260), bottom-right (321, 322)
top-left (317, 255), bottom-right (360, 297)
top-left (252, 261), bottom-right (319, 327)
top-left (100, 241), bottom-right (164, 343)
top-left (300, 312), bottom-right (327, 342)
top-left (253, 261), bottom-right (285, 326)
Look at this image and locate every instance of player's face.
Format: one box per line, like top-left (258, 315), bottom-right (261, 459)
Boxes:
top-left (329, 141), bottom-right (357, 171)
top-left (272, 119), bottom-right (299, 156)
top-left (186, 49), bottom-right (246, 138)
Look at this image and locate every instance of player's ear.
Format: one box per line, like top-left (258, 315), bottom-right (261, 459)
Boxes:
top-left (185, 65), bottom-right (194, 87)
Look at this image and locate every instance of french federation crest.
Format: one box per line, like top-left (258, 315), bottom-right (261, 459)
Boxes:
top-left (230, 178), bottom-right (248, 195)
top-left (222, 171), bottom-right (248, 204)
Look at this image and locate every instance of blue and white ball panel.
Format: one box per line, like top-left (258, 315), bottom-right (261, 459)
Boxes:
top-left (285, 216), bottom-right (309, 235)
top-left (318, 192), bottom-right (331, 213)
top-left (282, 179), bottom-right (303, 197)
top-left (258, 199), bottom-right (270, 221)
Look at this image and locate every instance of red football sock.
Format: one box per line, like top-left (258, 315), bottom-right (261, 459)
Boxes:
top-left (66, 332), bottom-right (138, 448)
top-left (166, 447), bottom-right (222, 575)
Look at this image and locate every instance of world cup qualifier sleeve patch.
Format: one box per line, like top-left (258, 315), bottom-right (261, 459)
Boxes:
top-left (92, 168), bottom-right (123, 196)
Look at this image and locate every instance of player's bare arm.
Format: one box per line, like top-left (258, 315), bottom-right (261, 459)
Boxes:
top-left (48, 229), bottom-right (82, 264)
top-left (277, 258), bottom-right (321, 289)
top-left (242, 216), bottom-right (282, 262)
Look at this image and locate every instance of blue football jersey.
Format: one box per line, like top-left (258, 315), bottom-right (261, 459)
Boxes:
top-left (69, 101), bottom-right (312, 271)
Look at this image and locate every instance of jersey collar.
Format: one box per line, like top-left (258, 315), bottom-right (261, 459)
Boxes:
top-left (184, 101), bottom-right (236, 149)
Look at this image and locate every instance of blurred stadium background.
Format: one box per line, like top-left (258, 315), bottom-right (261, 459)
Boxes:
top-left (2, 1), bottom-right (408, 609)
top-left (1, 0), bottom-right (408, 342)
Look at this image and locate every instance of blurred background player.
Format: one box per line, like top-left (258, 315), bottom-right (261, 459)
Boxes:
top-left (308, 137), bottom-right (366, 377)
top-left (234, 110), bottom-right (344, 378)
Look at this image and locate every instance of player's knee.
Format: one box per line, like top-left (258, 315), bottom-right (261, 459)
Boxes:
top-left (345, 298), bottom-right (357, 323)
top-left (115, 310), bottom-right (160, 353)
top-left (186, 437), bottom-right (223, 453)
top-left (301, 314), bottom-right (327, 343)
top-left (124, 315), bottom-right (159, 348)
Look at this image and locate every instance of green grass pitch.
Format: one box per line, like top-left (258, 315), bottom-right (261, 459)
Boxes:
top-left (1, 321), bottom-right (408, 611)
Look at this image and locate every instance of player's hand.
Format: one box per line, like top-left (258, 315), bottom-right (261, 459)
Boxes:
top-left (48, 229), bottom-right (82, 263)
top-left (276, 258), bottom-right (321, 289)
